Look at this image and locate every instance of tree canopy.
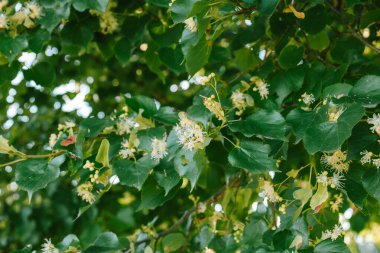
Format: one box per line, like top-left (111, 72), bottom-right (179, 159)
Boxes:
top-left (1, 0), bottom-right (380, 252)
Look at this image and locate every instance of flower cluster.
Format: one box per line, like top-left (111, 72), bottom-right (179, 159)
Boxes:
top-left (360, 150), bottom-right (380, 169)
top-left (41, 238), bottom-right (59, 253)
top-left (330, 193), bottom-right (343, 213)
top-left (317, 171), bottom-right (345, 190)
top-left (174, 112), bottom-right (206, 151)
top-left (0, 1), bottom-right (42, 30)
top-left (328, 104), bottom-right (345, 122)
top-left (299, 92), bottom-right (315, 107)
top-left (367, 113), bottom-right (380, 135)
top-left (321, 224), bottom-right (344, 241)
top-left (321, 149), bottom-right (350, 174)
top-left (151, 136), bottom-right (168, 161)
top-left (203, 95), bottom-right (225, 122)
top-left (0, 136), bottom-right (18, 155)
top-left (260, 180), bottom-right (282, 203)
top-left (184, 17), bottom-right (197, 32)
top-left (189, 72), bottom-right (215, 85)
top-left (251, 76), bottom-right (269, 100)
top-left (77, 182), bottom-right (95, 204)
top-left (119, 132), bottom-right (140, 159)
top-left (231, 89), bottom-right (254, 116)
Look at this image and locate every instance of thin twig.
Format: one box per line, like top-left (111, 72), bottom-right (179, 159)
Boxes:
top-left (325, 0), bottom-right (380, 54)
top-left (125, 177), bottom-right (241, 252)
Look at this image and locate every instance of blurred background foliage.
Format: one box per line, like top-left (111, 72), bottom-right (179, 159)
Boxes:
top-left (0, 0), bottom-right (380, 252)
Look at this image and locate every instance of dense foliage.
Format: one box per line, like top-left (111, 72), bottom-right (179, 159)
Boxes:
top-left (1, 0), bottom-right (380, 252)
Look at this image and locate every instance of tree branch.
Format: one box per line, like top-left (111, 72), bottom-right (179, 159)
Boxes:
top-left (325, 0), bottom-right (380, 54)
top-left (125, 177), bottom-right (241, 252)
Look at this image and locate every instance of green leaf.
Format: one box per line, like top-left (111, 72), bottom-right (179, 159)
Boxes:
top-left (287, 109), bottom-right (323, 143)
top-left (154, 160), bottom-right (181, 195)
top-left (84, 232), bottom-right (120, 253)
top-left (137, 127), bottom-right (166, 151)
top-left (159, 47), bottom-right (185, 75)
top-left (28, 30), bottom-right (51, 53)
top-left (229, 110), bottom-right (287, 140)
top-left (113, 156), bottom-right (158, 190)
top-left (155, 106), bottom-right (179, 125)
top-left (278, 45), bottom-right (304, 69)
top-left (323, 83), bottom-right (353, 99)
top-left (228, 139), bottom-right (276, 173)
top-left (307, 30), bottom-right (329, 51)
top-left (95, 139), bottom-right (110, 167)
top-left (138, 177), bottom-right (177, 210)
top-left (185, 36), bottom-right (212, 76)
top-left (0, 34), bottom-right (28, 62)
top-left (300, 5), bottom-right (328, 34)
top-left (174, 149), bottom-right (206, 190)
top-left (162, 233), bottom-right (187, 252)
top-left (125, 95), bottom-right (158, 117)
top-left (57, 234), bottom-right (80, 251)
top-left (362, 169), bottom-right (380, 202)
top-left (330, 36), bottom-right (364, 64)
top-left (310, 183), bottom-right (328, 212)
top-left (15, 156), bottom-right (64, 196)
top-left (114, 38), bottom-right (134, 65)
top-left (170, 0), bottom-right (199, 23)
top-left (304, 103), bottom-right (365, 154)
top-left (24, 62), bottom-right (56, 87)
top-left (234, 47), bottom-right (260, 71)
top-left (349, 75), bottom-right (380, 105)
top-left (258, 0), bottom-right (280, 18)
top-left (72, 0), bottom-right (109, 12)
top-left (314, 239), bottom-right (350, 253)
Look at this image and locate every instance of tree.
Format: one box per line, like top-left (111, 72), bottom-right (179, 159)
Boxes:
top-left (1, 0), bottom-right (380, 252)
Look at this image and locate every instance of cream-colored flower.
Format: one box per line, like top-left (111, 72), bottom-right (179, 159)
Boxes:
top-left (203, 95), bottom-right (225, 122)
top-left (0, 0), bottom-right (7, 10)
top-left (330, 194), bottom-right (343, 213)
top-left (174, 112), bottom-right (206, 151)
top-left (328, 105), bottom-right (344, 122)
top-left (25, 1), bottom-right (42, 19)
top-left (329, 173), bottom-right (345, 189)
top-left (204, 247), bottom-right (216, 253)
top-left (261, 180), bottom-right (282, 203)
top-left (184, 17), bottom-right (197, 32)
top-left (83, 160), bottom-right (95, 171)
top-left (252, 77), bottom-right (269, 99)
top-left (373, 158), bottom-right (380, 169)
top-left (11, 8), bottom-right (34, 28)
top-left (99, 11), bottom-right (118, 34)
top-left (189, 73), bottom-right (215, 85)
top-left (316, 171), bottom-right (329, 186)
top-left (321, 224), bottom-right (343, 241)
top-left (119, 133), bottom-right (140, 159)
top-left (0, 136), bottom-right (18, 155)
top-left (48, 133), bottom-right (57, 148)
top-left (41, 238), bottom-right (59, 253)
top-left (0, 13), bottom-right (9, 29)
top-left (151, 137), bottom-right (168, 161)
top-left (360, 150), bottom-right (373, 164)
top-left (321, 149), bottom-right (350, 173)
top-left (77, 182), bottom-right (95, 204)
top-left (300, 92), bottom-right (315, 105)
top-left (116, 117), bottom-right (137, 135)
top-left (368, 113), bottom-right (380, 135)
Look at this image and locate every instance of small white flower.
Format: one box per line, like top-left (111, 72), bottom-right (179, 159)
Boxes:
top-left (317, 171), bottom-right (329, 186)
top-left (184, 17), bottom-right (197, 32)
top-left (203, 95), bottom-right (225, 122)
top-left (48, 133), bottom-right (57, 148)
top-left (330, 224), bottom-right (344, 240)
top-left (360, 150), bottom-right (373, 164)
top-left (301, 92), bottom-right (315, 105)
top-left (83, 160), bottom-right (95, 171)
top-left (252, 77), bottom-right (269, 100)
top-left (321, 224), bottom-right (343, 241)
top-left (25, 1), bottom-right (42, 19)
top-left (367, 113), bottom-right (380, 135)
top-left (151, 137), bottom-right (168, 161)
top-left (261, 180), bottom-right (282, 203)
top-left (0, 13), bottom-right (9, 29)
top-left (41, 238), bottom-right (59, 253)
top-left (330, 173), bottom-right (345, 190)
top-left (328, 106), bottom-right (344, 122)
top-left (77, 182), bottom-right (95, 204)
top-left (373, 158), bottom-right (380, 169)
top-left (116, 117), bottom-right (136, 135)
top-left (189, 73), bottom-right (215, 85)
top-left (174, 112), bottom-right (206, 151)
top-left (204, 247), bottom-right (216, 253)
top-left (321, 149), bottom-right (350, 173)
